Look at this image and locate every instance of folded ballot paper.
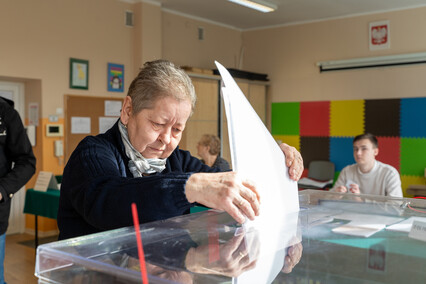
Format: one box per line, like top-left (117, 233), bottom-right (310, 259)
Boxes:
top-left (215, 61), bottom-right (299, 284)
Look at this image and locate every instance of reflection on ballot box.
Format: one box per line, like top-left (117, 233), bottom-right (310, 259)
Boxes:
top-left (36, 190), bottom-right (426, 283)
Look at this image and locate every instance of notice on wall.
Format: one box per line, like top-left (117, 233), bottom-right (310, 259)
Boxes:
top-left (105, 100), bottom-right (122, 116)
top-left (99, 117), bottom-right (118, 133)
top-left (34, 171), bottom-right (59, 191)
top-left (71, 117), bottom-right (91, 134)
top-left (28, 102), bottom-right (39, 126)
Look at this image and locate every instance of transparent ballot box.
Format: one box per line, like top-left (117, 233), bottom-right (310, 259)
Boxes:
top-left (36, 190), bottom-right (426, 283)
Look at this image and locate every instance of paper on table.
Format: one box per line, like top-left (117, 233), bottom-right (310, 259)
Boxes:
top-left (386, 216), bottom-right (426, 232)
top-left (215, 61), bottom-right (299, 284)
top-left (334, 212), bottom-right (404, 226)
top-left (298, 177), bottom-right (333, 188)
top-left (332, 222), bottom-right (386, 238)
top-left (331, 212), bottom-right (404, 238)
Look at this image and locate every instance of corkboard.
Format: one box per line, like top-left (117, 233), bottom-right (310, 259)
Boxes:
top-left (64, 95), bottom-right (123, 163)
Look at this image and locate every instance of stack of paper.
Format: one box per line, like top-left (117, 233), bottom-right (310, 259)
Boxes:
top-left (298, 177), bottom-right (333, 188)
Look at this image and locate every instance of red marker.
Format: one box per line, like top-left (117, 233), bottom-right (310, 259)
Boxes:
top-left (131, 203), bottom-right (149, 284)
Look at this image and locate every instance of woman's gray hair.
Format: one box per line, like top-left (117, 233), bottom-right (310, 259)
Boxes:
top-left (127, 60), bottom-right (196, 114)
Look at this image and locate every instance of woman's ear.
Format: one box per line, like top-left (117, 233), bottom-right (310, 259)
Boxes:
top-left (120, 96), bottom-right (132, 125)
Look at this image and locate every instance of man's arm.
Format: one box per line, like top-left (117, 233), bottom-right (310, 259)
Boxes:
top-left (330, 168), bottom-right (347, 192)
top-left (385, 169), bottom-right (403, 198)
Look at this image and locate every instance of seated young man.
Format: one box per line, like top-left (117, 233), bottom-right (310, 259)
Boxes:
top-left (331, 133), bottom-right (402, 197)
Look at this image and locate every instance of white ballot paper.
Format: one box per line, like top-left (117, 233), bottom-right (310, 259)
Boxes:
top-left (215, 61), bottom-right (299, 284)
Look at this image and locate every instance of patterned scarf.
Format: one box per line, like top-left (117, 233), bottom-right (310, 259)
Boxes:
top-left (118, 120), bottom-right (166, 177)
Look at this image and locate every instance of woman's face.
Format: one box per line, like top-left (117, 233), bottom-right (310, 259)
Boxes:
top-left (196, 142), bottom-right (209, 160)
top-left (120, 95), bottom-right (192, 159)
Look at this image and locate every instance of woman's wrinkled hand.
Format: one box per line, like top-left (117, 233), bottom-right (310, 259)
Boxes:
top-left (279, 143), bottom-right (304, 181)
top-left (185, 172), bottom-right (260, 224)
top-left (281, 241), bottom-right (303, 274)
top-left (185, 229), bottom-right (259, 277)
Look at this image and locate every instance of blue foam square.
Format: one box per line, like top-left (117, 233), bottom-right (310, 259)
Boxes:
top-left (330, 137), bottom-right (355, 171)
top-left (401, 97), bottom-right (426, 138)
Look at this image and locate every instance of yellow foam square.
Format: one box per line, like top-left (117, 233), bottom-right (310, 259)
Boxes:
top-left (273, 135), bottom-right (300, 151)
top-left (401, 175), bottom-right (426, 197)
top-left (330, 100), bottom-right (364, 137)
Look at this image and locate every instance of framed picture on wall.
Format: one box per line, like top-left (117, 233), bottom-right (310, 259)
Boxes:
top-left (70, 58), bottom-right (89, 89)
top-left (369, 20), bottom-right (390, 50)
top-left (107, 63), bottom-right (124, 92)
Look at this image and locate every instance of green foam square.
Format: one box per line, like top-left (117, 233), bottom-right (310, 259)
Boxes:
top-left (271, 102), bottom-right (300, 135)
top-left (400, 138), bottom-right (426, 176)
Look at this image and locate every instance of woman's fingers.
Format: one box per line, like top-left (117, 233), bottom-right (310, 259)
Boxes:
top-left (185, 172), bottom-right (260, 224)
top-left (280, 143), bottom-right (304, 181)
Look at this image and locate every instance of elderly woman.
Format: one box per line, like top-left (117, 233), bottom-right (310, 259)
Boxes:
top-left (197, 134), bottom-right (230, 171)
top-left (57, 60), bottom-right (303, 240)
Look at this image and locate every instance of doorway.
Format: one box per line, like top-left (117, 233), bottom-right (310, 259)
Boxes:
top-left (0, 81), bottom-right (26, 235)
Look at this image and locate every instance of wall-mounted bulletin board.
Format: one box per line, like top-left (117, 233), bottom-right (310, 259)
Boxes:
top-left (64, 94), bottom-right (123, 162)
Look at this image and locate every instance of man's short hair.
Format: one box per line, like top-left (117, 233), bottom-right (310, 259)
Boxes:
top-left (353, 133), bottom-right (378, 148)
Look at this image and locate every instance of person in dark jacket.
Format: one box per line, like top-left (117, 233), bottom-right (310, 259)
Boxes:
top-left (0, 97), bottom-right (36, 283)
top-left (197, 134), bottom-right (231, 171)
top-left (58, 60), bottom-right (303, 240)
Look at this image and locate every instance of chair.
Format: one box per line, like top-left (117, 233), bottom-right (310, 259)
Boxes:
top-left (298, 160), bottom-right (335, 189)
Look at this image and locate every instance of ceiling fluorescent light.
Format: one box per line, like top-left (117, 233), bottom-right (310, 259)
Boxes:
top-left (317, 52), bottom-right (426, 72)
top-left (228, 0), bottom-right (277, 13)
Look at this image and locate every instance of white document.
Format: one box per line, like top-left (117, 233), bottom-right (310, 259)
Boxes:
top-left (386, 216), bottom-right (426, 232)
top-left (215, 61), bottom-right (299, 221)
top-left (104, 100), bottom-right (122, 116)
top-left (28, 102), bottom-right (39, 126)
top-left (334, 212), bottom-right (403, 226)
top-left (215, 61), bottom-right (299, 284)
top-left (34, 171), bottom-right (58, 191)
top-left (99, 117), bottom-right (118, 133)
top-left (331, 212), bottom-right (404, 238)
top-left (71, 117), bottom-right (91, 134)
top-left (332, 222), bottom-right (386, 238)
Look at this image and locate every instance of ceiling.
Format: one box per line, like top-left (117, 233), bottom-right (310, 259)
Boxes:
top-left (147, 0), bottom-right (426, 30)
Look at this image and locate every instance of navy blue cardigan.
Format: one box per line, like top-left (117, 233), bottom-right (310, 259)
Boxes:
top-left (58, 121), bottom-right (216, 240)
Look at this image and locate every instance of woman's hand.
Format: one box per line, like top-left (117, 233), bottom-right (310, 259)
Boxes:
top-left (279, 143), bottom-right (304, 181)
top-left (185, 229), bottom-right (259, 277)
top-left (185, 172), bottom-right (260, 224)
top-left (281, 241), bottom-right (303, 274)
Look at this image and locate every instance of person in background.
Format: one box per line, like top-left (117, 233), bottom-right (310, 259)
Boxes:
top-left (331, 133), bottom-right (402, 197)
top-left (0, 97), bottom-right (36, 284)
top-left (197, 134), bottom-right (230, 171)
top-left (58, 60), bottom-right (303, 240)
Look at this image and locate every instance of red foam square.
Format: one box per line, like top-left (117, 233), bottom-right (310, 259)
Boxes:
top-left (300, 101), bottom-right (330, 136)
top-left (376, 137), bottom-right (400, 171)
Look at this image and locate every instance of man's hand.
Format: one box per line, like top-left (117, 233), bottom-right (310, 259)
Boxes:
top-left (279, 143), bottom-right (304, 181)
top-left (348, 183), bottom-right (360, 194)
top-left (335, 185), bottom-right (348, 193)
